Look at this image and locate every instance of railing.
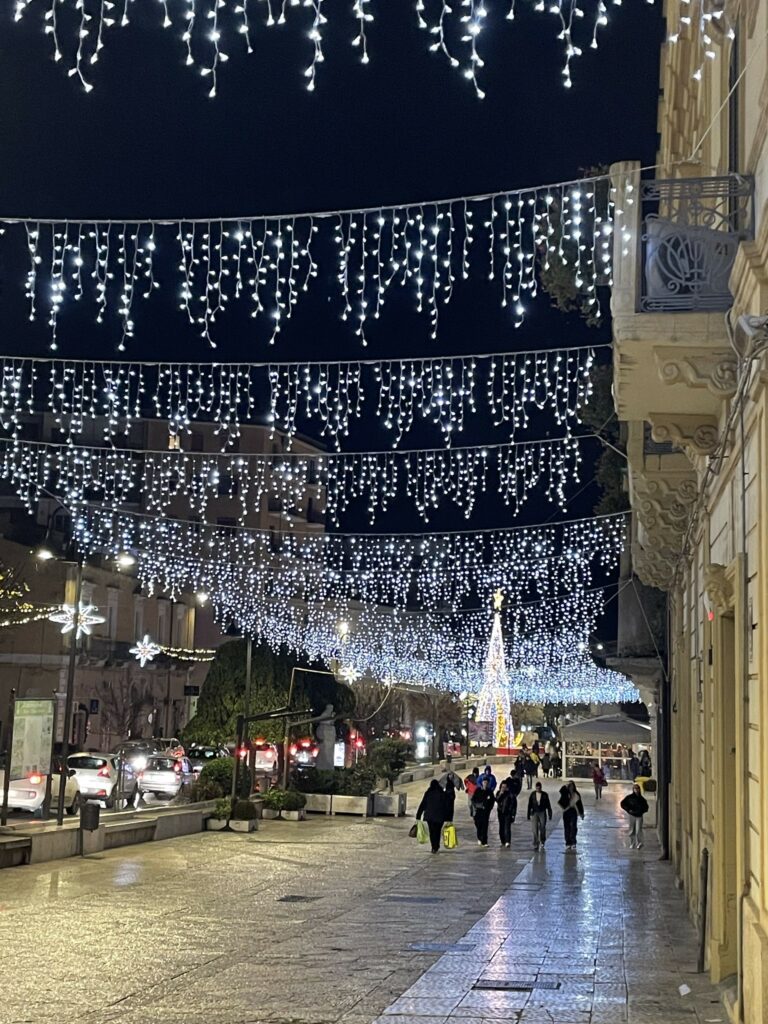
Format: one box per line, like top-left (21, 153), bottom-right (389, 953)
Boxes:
top-left (637, 175), bottom-right (754, 313)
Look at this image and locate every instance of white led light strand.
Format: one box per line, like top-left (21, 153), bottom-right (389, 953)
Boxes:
top-left (4, 170), bottom-right (620, 348)
top-left (1, 433), bottom-right (588, 525)
top-left (667, 0), bottom-right (734, 84)
top-left (0, 345), bottom-right (602, 450)
top-left (10, 0), bottom-right (653, 96)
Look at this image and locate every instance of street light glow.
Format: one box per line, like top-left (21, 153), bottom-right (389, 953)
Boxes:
top-left (35, 545), bottom-right (56, 561)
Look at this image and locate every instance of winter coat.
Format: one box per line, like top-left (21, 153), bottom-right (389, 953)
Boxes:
top-left (558, 787), bottom-right (584, 817)
top-left (508, 775), bottom-right (523, 797)
top-left (496, 790), bottom-right (517, 821)
top-left (464, 774), bottom-right (479, 796)
top-left (524, 758), bottom-right (537, 776)
top-left (416, 785), bottom-right (448, 824)
top-left (629, 757), bottom-right (640, 779)
top-left (527, 790), bottom-right (553, 819)
top-left (620, 792), bottom-right (649, 818)
top-left (443, 784), bottom-right (456, 822)
top-left (592, 767), bottom-right (606, 787)
top-left (471, 788), bottom-right (496, 817)
top-left (480, 771), bottom-right (497, 791)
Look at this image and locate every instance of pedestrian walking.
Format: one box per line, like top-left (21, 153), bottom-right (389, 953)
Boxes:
top-left (464, 766), bottom-right (480, 816)
top-left (524, 754), bottom-right (536, 789)
top-left (480, 765), bottom-right (497, 791)
top-left (496, 780), bottom-right (517, 848)
top-left (639, 750), bottom-right (652, 777)
top-left (592, 763), bottom-right (607, 800)
top-left (415, 779), bottom-right (447, 854)
top-left (558, 781), bottom-right (585, 851)
top-left (527, 781), bottom-right (552, 849)
top-left (508, 773), bottom-right (523, 798)
top-left (471, 777), bottom-right (496, 847)
top-left (541, 752), bottom-right (551, 777)
top-left (443, 777), bottom-right (456, 823)
top-left (620, 783), bottom-right (649, 849)
top-left (628, 752), bottom-right (640, 780)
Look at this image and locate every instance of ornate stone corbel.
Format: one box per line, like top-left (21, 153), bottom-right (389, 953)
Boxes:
top-left (649, 414), bottom-right (719, 462)
top-left (655, 348), bottom-right (738, 397)
top-left (704, 563), bottom-right (734, 614)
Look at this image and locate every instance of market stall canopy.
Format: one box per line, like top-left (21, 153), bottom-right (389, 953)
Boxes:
top-left (560, 713), bottom-right (651, 745)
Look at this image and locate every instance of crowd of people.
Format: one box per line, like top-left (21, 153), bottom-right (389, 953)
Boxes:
top-left (414, 759), bottom-right (650, 854)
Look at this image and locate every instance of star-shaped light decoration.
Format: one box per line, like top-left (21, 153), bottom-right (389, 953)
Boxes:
top-left (130, 634), bottom-right (162, 668)
top-left (49, 602), bottom-right (105, 639)
top-left (493, 589), bottom-right (504, 612)
top-left (339, 665), bottom-right (361, 683)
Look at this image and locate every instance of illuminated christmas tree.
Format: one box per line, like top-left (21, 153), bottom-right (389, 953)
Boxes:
top-left (476, 590), bottom-right (512, 751)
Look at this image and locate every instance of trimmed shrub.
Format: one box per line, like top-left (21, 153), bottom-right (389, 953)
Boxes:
top-left (231, 799), bottom-right (258, 821)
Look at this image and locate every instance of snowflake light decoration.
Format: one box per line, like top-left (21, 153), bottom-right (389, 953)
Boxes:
top-left (48, 602), bottom-right (105, 639)
top-left (339, 665), bottom-right (362, 683)
top-left (130, 634), bottom-right (162, 668)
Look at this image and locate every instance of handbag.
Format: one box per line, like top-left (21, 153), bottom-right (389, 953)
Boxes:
top-left (442, 823), bottom-right (458, 849)
top-left (408, 823), bottom-right (418, 838)
top-left (416, 819), bottom-right (429, 844)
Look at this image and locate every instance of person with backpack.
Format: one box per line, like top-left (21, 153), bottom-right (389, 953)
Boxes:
top-left (527, 781), bottom-right (553, 850)
top-left (592, 763), bottom-right (607, 800)
top-left (464, 766), bottom-right (480, 816)
top-left (471, 776), bottom-right (496, 847)
top-left (621, 783), bottom-right (649, 849)
top-left (558, 781), bottom-right (585, 851)
top-left (496, 779), bottom-right (517, 848)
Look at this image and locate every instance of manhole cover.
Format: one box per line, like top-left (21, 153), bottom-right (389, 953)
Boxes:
top-left (386, 895), bottom-right (444, 904)
top-left (474, 980), bottom-right (561, 992)
top-left (277, 895), bottom-right (321, 903)
top-left (408, 941), bottom-right (476, 952)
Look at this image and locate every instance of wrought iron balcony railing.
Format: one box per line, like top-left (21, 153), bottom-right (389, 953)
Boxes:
top-left (638, 175), bottom-right (754, 313)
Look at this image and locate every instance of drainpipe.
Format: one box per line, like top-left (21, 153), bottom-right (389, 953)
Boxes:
top-left (736, 389), bottom-right (750, 1022)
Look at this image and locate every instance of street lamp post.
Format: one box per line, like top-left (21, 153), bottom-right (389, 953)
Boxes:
top-left (56, 558), bottom-right (83, 826)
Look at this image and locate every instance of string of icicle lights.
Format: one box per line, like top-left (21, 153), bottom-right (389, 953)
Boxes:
top-left (0, 345), bottom-right (602, 450)
top-left (1, 433), bottom-right (587, 525)
top-left (5, 170), bottom-right (626, 348)
top-left (667, 0), bottom-right (734, 84)
top-left (67, 501), bottom-right (626, 611)
top-left (10, 0), bottom-right (655, 97)
top-left (216, 587), bottom-right (638, 700)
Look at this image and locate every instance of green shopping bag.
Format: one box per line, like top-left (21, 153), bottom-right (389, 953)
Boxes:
top-left (416, 819), bottom-right (429, 844)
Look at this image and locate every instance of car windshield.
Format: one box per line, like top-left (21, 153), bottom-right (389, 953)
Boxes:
top-left (68, 756), bottom-right (108, 770)
top-left (189, 749), bottom-right (217, 760)
top-left (146, 757), bottom-right (177, 771)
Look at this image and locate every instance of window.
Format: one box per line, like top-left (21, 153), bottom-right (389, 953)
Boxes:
top-left (217, 517), bottom-right (237, 536)
top-left (107, 588), bottom-right (119, 640)
top-left (133, 597), bottom-right (144, 640)
top-left (190, 431), bottom-right (204, 452)
top-left (217, 473), bottom-right (240, 497)
top-left (728, 28), bottom-right (740, 174)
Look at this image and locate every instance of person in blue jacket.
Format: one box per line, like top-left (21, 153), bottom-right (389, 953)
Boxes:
top-left (480, 765), bottom-right (497, 791)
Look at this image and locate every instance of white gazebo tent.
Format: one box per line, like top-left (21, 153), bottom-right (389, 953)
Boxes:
top-left (560, 712), bottom-right (652, 778)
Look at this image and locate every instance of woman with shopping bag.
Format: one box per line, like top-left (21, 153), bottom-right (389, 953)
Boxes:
top-left (415, 779), bottom-right (447, 854)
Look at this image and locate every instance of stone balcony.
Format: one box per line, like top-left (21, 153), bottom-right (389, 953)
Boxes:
top-left (610, 162), bottom-right (754, 589)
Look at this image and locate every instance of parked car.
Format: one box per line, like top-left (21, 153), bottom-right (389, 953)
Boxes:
top-left (157, 737), bottom-right (185, 757)
top-left (289, 737), bottom-right (318, 768)
top-left (0, 762), bottom-right (80, 816)
top-left (187, 745), bottom-right (229, 776)
top-left (112, 739), bottom-right (162, 773)
top-left (67, 752), bottom-right (138, 808)
top-left (137, 755), bottom-right (194, 799)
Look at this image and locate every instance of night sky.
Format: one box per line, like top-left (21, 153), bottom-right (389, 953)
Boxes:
top-left (0, 3), bottom-right (663, 630)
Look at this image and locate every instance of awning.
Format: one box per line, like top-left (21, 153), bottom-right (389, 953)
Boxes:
top-left (560, 713), bottom-right (651, 745)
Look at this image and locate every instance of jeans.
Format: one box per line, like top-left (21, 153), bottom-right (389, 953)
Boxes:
top-left (531, 811), bottom-right (547, 846)
top-left (498, 812), bottom-right (513, 846)
top-left (628, 815), bottom-right (644, 848)
top-left (594, 783), bottom-right (602, 800)
top-left (467, 794), bottom-right (475, 817)
top-left (526, 773), bottom-right (533, 789)
top-left (563, 808), bottom-right (579, 846)
top-left (475, 811), bottom-right (490, 845)
top-left (427, 821), bottom-right (443, 852)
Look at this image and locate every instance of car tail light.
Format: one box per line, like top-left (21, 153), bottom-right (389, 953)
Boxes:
top-left (28, 773), bottom-right (43, 785)
top-left (97, 765), bottom-right (111, 778)
top-left (289, 744), bottom-right (298, 756)
top-left (311, 747), bottom-right (319, 758)
top-left (174, 761), bottom-right (182, 774)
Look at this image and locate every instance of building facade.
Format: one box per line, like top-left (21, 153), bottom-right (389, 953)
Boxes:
top-left (612, 5), bottom-right (768, 1022)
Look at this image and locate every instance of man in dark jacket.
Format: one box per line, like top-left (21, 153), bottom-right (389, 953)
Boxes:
top-left (416, 780), bottom-right (446, 853)
top-left (471, 777), bottom-right (496, 847)
top-left (526, 782), bottom-right (552, 849)
top-left (496, 780), bottom-right (517, 848)
top-left (620, 784), bottom-right (649, 849)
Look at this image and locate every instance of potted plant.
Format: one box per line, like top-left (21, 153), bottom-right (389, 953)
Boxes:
top-left (281, 789), bottom-right (307, 821)
top-left (206, 796), bottom-right (232, 831)
top-left (229, 798), bottom-right (258, 833)
top-left (261, 788), bottom-right (284, 819)
top-left (368, 739), bottom-right (409, 816)
top-left (331, 763), bottom-right (376, 817)
top-left (291, 768), bottom-right (334, 814)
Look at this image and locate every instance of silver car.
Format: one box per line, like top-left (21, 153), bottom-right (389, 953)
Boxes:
top-left (137, 755), bottom-right (194, 799)
top-left (67, 752), bottom-right (138, 808)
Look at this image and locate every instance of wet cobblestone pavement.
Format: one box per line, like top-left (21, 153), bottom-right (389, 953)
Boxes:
top-left (0, 782), bottom-right (725, 1024)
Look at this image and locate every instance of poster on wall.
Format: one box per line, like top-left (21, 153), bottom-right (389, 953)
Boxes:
top-left (469, 720), bottom-right (493, 746)
top-left (10, 698), bottom-right (55, 781)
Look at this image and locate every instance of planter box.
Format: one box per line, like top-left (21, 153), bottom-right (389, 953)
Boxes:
top-left (374, 792), bottom-right (407, 817)
top-left (331, 794), bottom-right (373, 817)
top-left (206, 818), bottom-right (229, 831)
top-left (282, 809), bottom-right (306, 821)
top-left (229, 819), bottom-right (257, 833)
top-left (262, 808), bottom-right (280, 820)
top-left (303, 793), bottom-right (332, 815)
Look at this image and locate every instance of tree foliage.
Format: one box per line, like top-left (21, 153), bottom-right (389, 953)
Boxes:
top-left (366, 738), bottom-right (409, 791)
top-left (182, 640), bottom-right (355, 744)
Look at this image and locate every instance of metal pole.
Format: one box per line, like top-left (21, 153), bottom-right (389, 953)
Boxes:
top-left (42, 689), bottom-right (59, 819)
top-left (282, 668), bottom-right (297, 790)
top-left (57, 560), bottom-right (82, 826)
top-left (165, 599), bottom-right (173, 736)
top-left (1, 689), bottom-right (16, 827)
top-left (244, 637), bottom-right (252, 720)
top-left (231, 715), bottom-right (244, 803)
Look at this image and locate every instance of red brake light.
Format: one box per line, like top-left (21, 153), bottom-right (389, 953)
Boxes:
top-left (28, 773), bottom-right (43, 785)
top-left (289, 744), bottom-right (298, 756)
top-left (311, 747), bottom-right (319, 757)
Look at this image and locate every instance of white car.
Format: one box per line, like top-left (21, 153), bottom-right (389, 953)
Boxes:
top-left (0, 766), bottom-right (81, 816)
top-left (137, 755), bottom-right (194, 799)
top-left (157, 737), bottom-right (185, 757)
top-left (67, 752), bottom-right (138, 808)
